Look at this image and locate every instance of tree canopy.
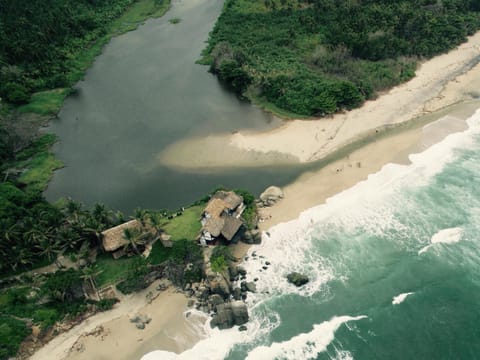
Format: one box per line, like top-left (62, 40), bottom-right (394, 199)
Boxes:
top-left (0, 0), bottom-right (136, 103)
top-left (202, 0), bottom-right (480, 117)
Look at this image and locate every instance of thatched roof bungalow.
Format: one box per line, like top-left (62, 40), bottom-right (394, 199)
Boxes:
top-left (101, 219), bottom-right (142, 252)
top-left (201, 191), bottom-right (245, 243)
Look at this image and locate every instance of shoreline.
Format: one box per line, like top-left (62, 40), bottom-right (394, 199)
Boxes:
top-left (157, 31), bottom-right (480, 169)
top-left (28, 31), bottom-right (480, 360)
top-left (256, 107), bottom-right (474, 231)
top-left (29, 281), bottom-right (206, 360)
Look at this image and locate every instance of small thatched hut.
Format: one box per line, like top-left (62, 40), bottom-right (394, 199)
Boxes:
top-left (101, 219), bottom-right (143, 258)
top-left (200, 191), bottom-right (245, 244)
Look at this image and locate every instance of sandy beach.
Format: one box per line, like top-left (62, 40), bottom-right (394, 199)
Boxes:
top-left (158, 31), bottom-right (480, 169)
top-left (29, 281), bottom-right (207, 360)
top-left (29, 32), bottom-right (480, 360)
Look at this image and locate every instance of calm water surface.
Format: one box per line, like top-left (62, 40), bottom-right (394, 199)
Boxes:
top-left (45, 0), bottom-right (301, 213)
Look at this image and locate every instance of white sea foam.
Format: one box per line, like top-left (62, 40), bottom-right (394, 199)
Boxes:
top-left (392, 292), bottom-right (414, 305)
top-left (142, 109), bottom-right (480, 360)
top-left (418, 227), bottom-right (463, 254)
top-left (333, 350), bottom-right (355, 360)
top-left (245, 315), bottom-right (366, 360)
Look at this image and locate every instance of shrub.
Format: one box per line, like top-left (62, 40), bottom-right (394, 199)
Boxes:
top-left (33, 308), bottom-right (59, 330)
top-left (0, 316), bottom-right (31, 360)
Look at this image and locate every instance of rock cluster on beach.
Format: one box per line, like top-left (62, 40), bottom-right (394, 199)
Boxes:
top-left (242, 229), bottom-right (262, 244)
top-left (257, 186), bottom-right (284, 207)
top-left (130, 314), bottom-right (152, 330)
top-left (184, 262), bottom-right (253, 330)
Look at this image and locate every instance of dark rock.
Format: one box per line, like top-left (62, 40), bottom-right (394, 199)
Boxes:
top-left (245, 282), bottom-right (256, 293)
top-left (197, 286), bottom-right (209, 300)
top-left (209, 276), bottom-right (231, 298)
top-left (233, 287), bottom-right (242, 300)
top-left (237, 266), bottom-right (247, 276)
top-left (228, 266), bottom-right (238, 281)
top-left (231, 301), bottom-right (249, 326)
top-left (286, 272), bottom-right (309, 287)
top-left (211, 303), bottom-right (234, 330)
top-left (209, 294), bottom-right (224, 307)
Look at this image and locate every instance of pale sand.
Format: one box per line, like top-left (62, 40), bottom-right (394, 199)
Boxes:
top-left (157, 32), bottom-right (480, 169)
top-left (30, 32), bottom-right (480, 360)
top-left (30, 282), bottom-right (207, 360)
top-left (256, 110), bottom-right (473, 230)
top-left (231, 32), bottom-right (480, 163)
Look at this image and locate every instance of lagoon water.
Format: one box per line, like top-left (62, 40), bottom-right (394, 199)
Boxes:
top-left (45, 0), bottom-right (480, 358)
top-left (144, 110), bottom-right (480, 359)
top-left (45, 0), bottom-right (300, 213)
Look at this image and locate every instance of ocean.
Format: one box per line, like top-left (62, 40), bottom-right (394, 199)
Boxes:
top-left (142, 109), bottom-right (480, 359)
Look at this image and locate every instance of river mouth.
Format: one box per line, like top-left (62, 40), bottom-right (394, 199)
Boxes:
top-left (44, 0), bottom-right (299, 213)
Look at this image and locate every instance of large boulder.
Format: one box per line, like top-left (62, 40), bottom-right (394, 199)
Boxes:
top-left (242, 229), bottom-right (262, 244)
top-left (231, 301), bottom-right (249, 326)
top-left (210, 301), bottom-right (249, 329)
top-left (210, 303), bottom-right (234, 329)
top-left (208, 271), bottom-right (232, 298)
top-left (259, 186), bottom-right (284, 207)
top-left (286, 272), bottom-right (309, 287)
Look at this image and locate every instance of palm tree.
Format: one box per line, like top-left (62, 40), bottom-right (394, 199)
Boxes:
top-left (10, 247), bottom-right (34, 271)
top-left (63, 198), bottom-right (83, 224)
top-left (92, 203), bottom-right (114, 228)
top-left (147, 212), bottom-right (163, 235)
top-left (133, 208), bottom-right (149, 226)
top-left (36, 237), bottom-right (62, 265)
top-left (122, 228), bottom-right (147, 256)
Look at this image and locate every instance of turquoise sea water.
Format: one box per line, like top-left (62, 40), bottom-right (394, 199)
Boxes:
top-left (143, 110), bottom-right (480, 359)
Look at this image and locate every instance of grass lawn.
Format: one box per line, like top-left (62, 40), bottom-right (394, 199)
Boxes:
top-left (96, 203), bottom-right (203, 287)
top-left (17, 89), bottom-right (70, 115)
top-left (15, 134), bottom-right (63, 193)
top-left (160, 205), bottom-right (203, 241)
top-left (95, 254), bottom-right (135, 288)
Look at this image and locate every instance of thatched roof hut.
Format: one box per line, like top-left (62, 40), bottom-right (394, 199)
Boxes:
top-left (212, 191), bottom-right (243, 210)
top-left (101, 219), bottom-right (142, 252)
top-left (221, 216), bottom-right (243, 241)
top-left (201, 191), bottom-right (245, 242)
top-left (204, 198), bottom-right (230, 218)
top-left (204, 217), bottom-right (225, 237)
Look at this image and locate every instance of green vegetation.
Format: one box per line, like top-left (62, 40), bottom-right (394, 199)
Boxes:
top-left (0, 0), bottom-right (171, 112)
top-left (116, 257), bottom-right (150, 294)
top-left (17, 89), bottom-right (71, 116)
top-left (169, 17), bottom-right (182, 24)
top-left (234, 189), bottom-right (257, 229)
top-left (160, 205), bottom-right (204, 241)
top-left (0, 315), bottom-right (31, 359)
top-left (210, 246), bottom-right (235, 273)
top-left (202, 0), bottom-right (480, 117)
